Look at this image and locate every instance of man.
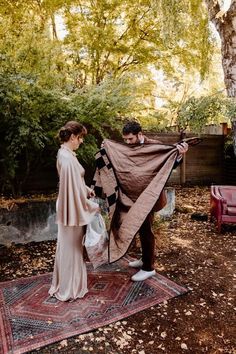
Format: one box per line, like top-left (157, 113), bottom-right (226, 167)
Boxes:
top-left (121, 120), bottom-right (188, 281)
top-left (92, 120), bottom-right (188, 282)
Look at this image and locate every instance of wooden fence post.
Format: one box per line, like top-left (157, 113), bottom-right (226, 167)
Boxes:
top-left (180, 131), bottom-right (186, 184)
top-left (180, 154), bottom-right (186, 184)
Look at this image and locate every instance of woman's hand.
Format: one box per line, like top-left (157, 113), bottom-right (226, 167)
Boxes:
top-left (88, 189), bottom-right (96, 198)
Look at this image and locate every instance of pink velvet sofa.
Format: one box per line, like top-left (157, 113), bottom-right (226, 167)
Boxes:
top-left (210, 185), bottom-right (236, 232)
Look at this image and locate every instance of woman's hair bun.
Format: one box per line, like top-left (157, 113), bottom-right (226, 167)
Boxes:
top-left (58, 121), bottom-right (87, 143)
top-left (59, 127), bottom-right (70, 142)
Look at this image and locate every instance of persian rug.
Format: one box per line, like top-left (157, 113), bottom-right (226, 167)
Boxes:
top-left (0, 258), bottom-right (187, 354)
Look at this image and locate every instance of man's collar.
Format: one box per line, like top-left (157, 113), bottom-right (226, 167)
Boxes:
top-left (139, 136), bottom-right (145, 144)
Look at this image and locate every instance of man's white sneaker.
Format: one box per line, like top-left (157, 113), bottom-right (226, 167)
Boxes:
top-left (131, 269), bottom-right (156, 282)
top-left (128, 259), bottom-right (143, 268)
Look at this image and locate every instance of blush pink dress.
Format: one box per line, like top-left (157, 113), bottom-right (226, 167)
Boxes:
top-left (49, 145), bottom-right (98, 301)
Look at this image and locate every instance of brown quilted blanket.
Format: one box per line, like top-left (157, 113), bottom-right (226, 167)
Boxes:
top-left (92, 138), bottom-right (178, 263)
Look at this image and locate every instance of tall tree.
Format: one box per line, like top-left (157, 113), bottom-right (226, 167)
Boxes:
top-left (62, 0), bottom-right (212, 86)
top-left (205, 0), bottom-right (236, 152)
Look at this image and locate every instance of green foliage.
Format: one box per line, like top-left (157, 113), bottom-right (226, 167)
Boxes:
top-left (176, 95), bottom-right (235, 132)
top-left (0, 0), bottom-right (213, 88)
top-left (49, 76), bottom-right (139, 163)
top-left (62, 0), bottom-right (213, 84)
top-left (0, 0), bottom-right (227, 194)
top-left (224, 97), bottom-right (236, 120)
top-left (0, 74), bottom-right (59, 195)
top-left (139, 111), bottom-right (170, 132)
top-left (0, 73), bottom-right (137, 195)
top-left (71, 76), bottom-right (137, 132)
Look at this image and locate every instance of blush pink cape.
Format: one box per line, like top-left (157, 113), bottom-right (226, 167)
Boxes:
top-left (56, 147), bottom-right (98, 226)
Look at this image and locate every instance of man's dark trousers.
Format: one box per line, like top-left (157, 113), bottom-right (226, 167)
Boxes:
top-left (139, 211), bottom-right (155, 271)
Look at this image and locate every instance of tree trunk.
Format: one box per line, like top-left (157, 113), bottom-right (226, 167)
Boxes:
top-left (51, 14), bottom-right (58, 40)
top-left (232, 120), bottom-right (236, 155)
top-left (205, 0), bottom-right (236, 153)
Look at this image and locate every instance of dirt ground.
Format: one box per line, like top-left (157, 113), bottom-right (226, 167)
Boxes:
top-left (0, 186), bottom-right (235, 354)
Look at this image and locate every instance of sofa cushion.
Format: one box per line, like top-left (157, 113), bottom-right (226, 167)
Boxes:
top-left (227, 207), bottom-right (236, 216)
top-left (219, 187), bottom-right (236, 205)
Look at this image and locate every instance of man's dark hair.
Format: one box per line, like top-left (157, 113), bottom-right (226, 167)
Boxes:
top-left (122, 120), bottom-right (142, 135)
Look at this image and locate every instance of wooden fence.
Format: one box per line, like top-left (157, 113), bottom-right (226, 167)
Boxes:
top-left (224, 156), bottom-right (236, 185)
top-left (147, 132), bottom-right (225, 185)
top-left (3, 132), bottom-right (234, 194)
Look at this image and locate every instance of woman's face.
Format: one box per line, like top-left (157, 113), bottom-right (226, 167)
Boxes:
top-left (71, 134), bottom-right (84, 150)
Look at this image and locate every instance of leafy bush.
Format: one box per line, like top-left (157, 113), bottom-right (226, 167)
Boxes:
top-left (176, 95), bottom-right (227, 132)
top-left (0, 74), bottom-right (137, 195)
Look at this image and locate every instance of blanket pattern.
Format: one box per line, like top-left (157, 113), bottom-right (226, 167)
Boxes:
top-left (91, 148), bottom-right (118, 217)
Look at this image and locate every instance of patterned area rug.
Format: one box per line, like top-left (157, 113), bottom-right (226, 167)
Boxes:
top-left (0, 258), bottom-right (187, 354)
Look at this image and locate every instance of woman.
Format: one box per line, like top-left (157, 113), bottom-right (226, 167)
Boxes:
top-left (49, 121), bottom-right (99, 301)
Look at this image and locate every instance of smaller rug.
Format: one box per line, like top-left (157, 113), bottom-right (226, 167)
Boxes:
top-left (0, 258), bottom-right (187, 354)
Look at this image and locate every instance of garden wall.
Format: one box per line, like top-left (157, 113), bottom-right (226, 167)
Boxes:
top-left (0, 199), bottom-right (57, 246)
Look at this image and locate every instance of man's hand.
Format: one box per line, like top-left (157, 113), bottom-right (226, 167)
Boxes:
top-left (175, 142), bottom-right (189, 162)
top-left (176, 142), bottom-right (188, 155)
